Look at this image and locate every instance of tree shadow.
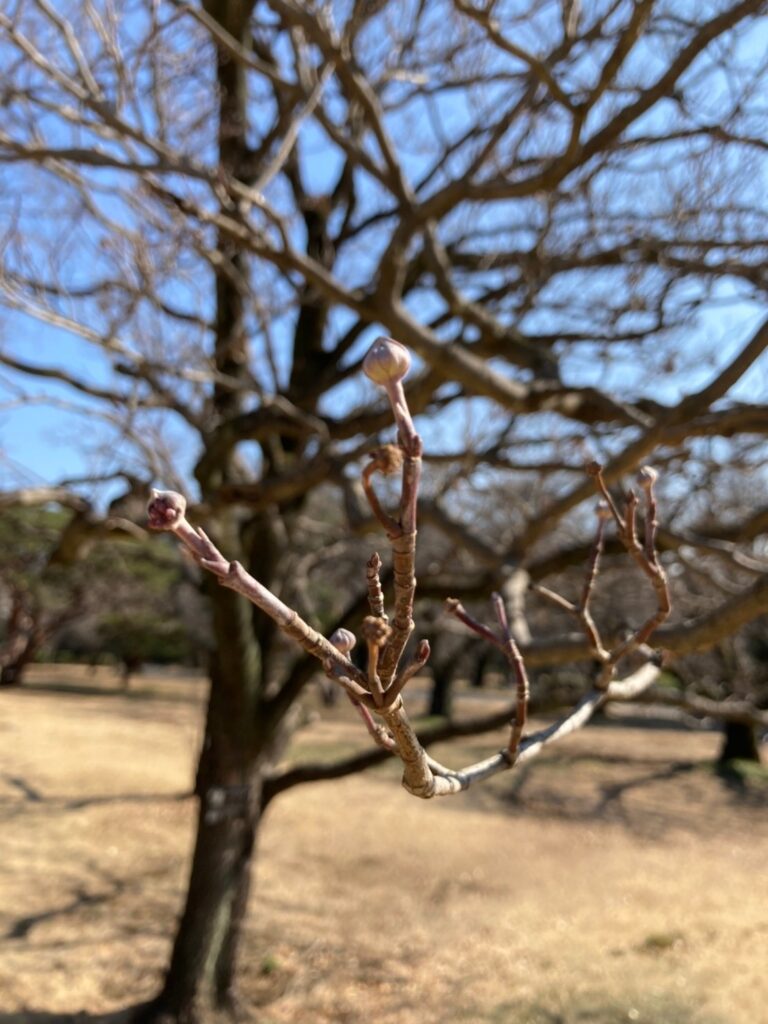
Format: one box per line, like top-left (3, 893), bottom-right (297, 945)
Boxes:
top-left (0, 777), bottom-right (189, 819)
top-left (3, 859), bottom-right (176, 945)
top-left (594, 761), bottom-right (698, 827)
top-left (0, 1008), bottom-right (148, 1024)
top-left (6, 884), bottom-right (127, 942)
top-left (2, 775), bottom-right (44, 802)
top-left (494, 747), bottom-right (767, 837)
top-left (4, 678), bottom-right (204, 706)
top-left (713, 757), bottom-right (767, 799)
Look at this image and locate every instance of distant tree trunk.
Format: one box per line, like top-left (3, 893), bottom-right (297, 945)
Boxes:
top-left (121, 655), bottom-right (143, 690)
top-left (0, 594), bottom-right (40, 687)
top-left (718, 720), bottom-right (761, 763)
top-left (471, 647), bottom-right (493, 689)
top-left (428, 660), bottom-right (455, 718)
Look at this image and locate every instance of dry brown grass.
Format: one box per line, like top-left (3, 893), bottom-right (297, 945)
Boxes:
top-left (1, 665), bottom-right (766, 1024)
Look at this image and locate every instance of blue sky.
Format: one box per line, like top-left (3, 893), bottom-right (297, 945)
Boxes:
top-left (1, 0), bottom-right (767, 503)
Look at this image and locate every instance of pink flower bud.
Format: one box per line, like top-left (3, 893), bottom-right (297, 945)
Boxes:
top-left (147, 489), bottom-right (187, 531)
top-left (363, 336), bottom-right (411, 386)
top-left (328, 628), bottom-right (356, 654)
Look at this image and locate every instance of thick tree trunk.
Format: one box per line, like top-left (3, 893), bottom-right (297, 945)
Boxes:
top-left (146, 776), bottom-right (262, 1023)
top-left (140, 534), bottom-right (266, 1022)
top-left (718, 719), bottom-right (761, 763)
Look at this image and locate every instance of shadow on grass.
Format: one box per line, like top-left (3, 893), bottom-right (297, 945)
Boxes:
top-left (5, 886), bottom-right (126, 942)
top-left (5, 680), bottom-right (203, 705)
top-left (0, 1008), bottom-right (150, 1024)
top-left (3, 858), bottom-right (177, 947)
top-left (491, 750), bottom-right (767, 837)
top-left (0, 775), bottom-right (190, 817)
top-left (714, 756), bottom-right (768, 794)
top-left (470, 993), bottom-right (726, 1024)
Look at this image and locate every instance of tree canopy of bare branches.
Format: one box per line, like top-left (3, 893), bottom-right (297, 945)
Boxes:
top-left (2, 1), bottom-right (768, 1020)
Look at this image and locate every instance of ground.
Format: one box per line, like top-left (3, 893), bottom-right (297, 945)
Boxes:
top-left (1, 666), bottom-right (766, 1024)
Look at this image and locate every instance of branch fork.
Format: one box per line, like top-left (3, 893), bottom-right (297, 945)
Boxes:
top-left (148, 339), bottom-right (671, 799)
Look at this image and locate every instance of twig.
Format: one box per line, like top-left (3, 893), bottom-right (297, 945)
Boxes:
top-left (583, 462), bottom-right (671, 684)
top-left (386, 638), bottom-right (430, 704)
top-left (362, 339), bottom-right (422, 687)
top-left (444, 597), bottom-right (506, 652)
top-left (365, 552), bottom-right (387, 620)
top-left (361, 615), bottom-right (389, 707)
top-left (147, 340), bottom-right (673, 801)
top-left (147, 490), bottom-right (376, 708)
top-left (492, 592), bottom-right (530, 760)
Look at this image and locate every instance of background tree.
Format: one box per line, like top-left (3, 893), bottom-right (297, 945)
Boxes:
top-left (0, 487), bottom-right (146, 684)
top-left (2, 1), bottom-right (768, 1021)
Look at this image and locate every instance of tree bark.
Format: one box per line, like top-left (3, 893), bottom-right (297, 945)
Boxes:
top-left (143, 2), bottom-right (268, 1016)
top-left (0, 632), bottom-right (41, 687)
top-left (0, 593), bottom-right (39, 687)
top-left (146, 789), bottom-right (261, 1024)
top-left (718, 719), bottom-right (762, 763)
top-left (142, 576), bottom-right (265, 1020)
top-left (428, 661), bottom-right (455, 718)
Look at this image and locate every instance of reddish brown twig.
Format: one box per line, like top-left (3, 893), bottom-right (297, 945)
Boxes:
top-left (362, 339), bottom-right (422, 688)
top-left (638, 465), bottom-right (660, 560)
top-left (362, 615), bottom-right (390, 707)
top-left (578, 503), bottom-right (612, 666)
top-left (446, 594), bottom-right (530, 761)
top-left (444, 597), bottom-right (506, 652)
top-left (386, 638), bottom-right (431, 704)
top-left (365, 551), bottom-right (387, 620)
top-left (361, 448), bottom-right (402, 537)
top-left (584, 462), bottom-right (671, 686)
top-left (147, 489), bottom-right (376, 707)
top-left (492, 593), bottom-right (530, 761)
top-left (586, 460), bottom-right (624, 529)
top-left (351, 699), bottom-right (396, 751)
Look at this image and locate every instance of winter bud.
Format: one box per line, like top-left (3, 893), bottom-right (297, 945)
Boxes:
top-left (415, 638), bottom-right (431, 663)
top-left (368, 444), bottom-right (404, 476)
top-left (147, 489), bottom-right (187, 531)
top-left (637, 465), bottom-right (658, 489)
top-left (328, 628), bottom-right (356, 654)
top-left (361, 615), bottom-right (391, 646)
top-left (363, 336), bottom-right (411, 386)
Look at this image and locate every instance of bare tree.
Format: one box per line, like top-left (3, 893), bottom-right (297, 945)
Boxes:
top-left (0, 486), bottom-right (144, 684)
top-left (2, 1), bottom-right (768, 1020)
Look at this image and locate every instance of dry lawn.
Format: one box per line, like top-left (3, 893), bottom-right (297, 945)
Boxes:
top-left (1, 666), bottom-right (767, 1024)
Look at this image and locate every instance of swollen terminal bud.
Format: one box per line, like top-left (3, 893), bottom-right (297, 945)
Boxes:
top-left (328, 628), bottom-right (356, 654)
top-left (637, 465), bottom-right (658, 489)
top-left (147, 489), bottom-right (187, 531)
top-left (363, 336), bottom-right (411, 386)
